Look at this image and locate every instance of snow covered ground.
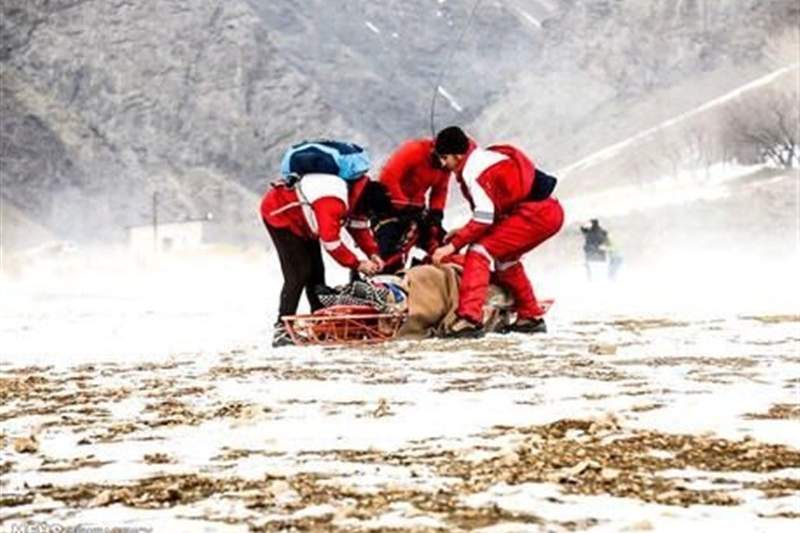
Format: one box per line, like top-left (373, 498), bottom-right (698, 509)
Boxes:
top-left (1, 241), bottom-right (798, 532)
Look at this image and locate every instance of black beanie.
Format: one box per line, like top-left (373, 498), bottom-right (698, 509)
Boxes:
top-left (435, 126), bottom-right (469, 155)
top-left (355, 181), bottom-right (392, 217)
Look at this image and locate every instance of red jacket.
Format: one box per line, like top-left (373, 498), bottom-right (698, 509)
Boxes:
top-left (450, 145), bottom-right (536, 251)
top-left (378, 139), bottom-right (451, 212)
top-left (260, 174), bottom-right (379, 269)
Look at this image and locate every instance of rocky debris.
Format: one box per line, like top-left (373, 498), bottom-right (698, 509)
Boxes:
top-left (371, 398), bottom-right (393, 418)
top-left (89, 490), bottom-right (118, 508)
top-left (209, 364), bottom-right (333, 381)
top-left (91, 422), bottom-right (141, 443)
top-left (213, 401), bottom-right (270, 419)
top-left (744, 403), bottom-right (800, 420)
top-left (746, 477), bottom-right (800, 498)
top-left (313, 418), bottom-right (799, 508)
top-left (285, 472), bottom-right (543, 531)
top-left (436, 376), bottom-right (492, 393)
top-left (13, 435), bottom-right (39, 454)
top-left (436, 420), bottom-right (800, 506)
top-left (548, 459), bottom-right (602, 483)
top-left (211, 448), bottom-right (286, 462)
top-left (47, 474), bottom-right (268, 509)
top-left (587, 413), bottom-right (621, 435)
top-left (1, 378), bottom-right (132, 426)
top-left (611, 318), bottom-right (692, 332)
top-left (143, 453), bottom-right (174, 465)
top-left (0, 375), bottom-right (53, 402)
top-left (2, 317), bottom-right (799, 529)
top-left (741, 314), bottom-right (800, 324)
top-left (758, 511), bottom-right (800, 519)
top-left (144, 399), bottom-right (193, 417)
top-left (0, 492), bottom-right (35, 507)
top-left (38, 470), bottom-right (506, 529)
top-left (39, 456), bottom-right (110, 472)
top-left (589, 343), bottom-right (618, 356)
top-left (614, 356), bottom-right (759, 369)
top-left (630, 403), bottom-right (665, 413)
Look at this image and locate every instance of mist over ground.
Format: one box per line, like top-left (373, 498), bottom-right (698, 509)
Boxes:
top-left (1, 1), bottom-right (799, 531)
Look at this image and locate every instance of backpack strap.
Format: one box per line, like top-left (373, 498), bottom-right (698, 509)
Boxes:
top-left (266, 174), bottom-right (350, 236)
top-left (296, 174), bottom-right (349, 236)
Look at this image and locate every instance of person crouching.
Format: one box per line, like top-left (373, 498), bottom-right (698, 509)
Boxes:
top-left (431, 126), bottom-right (564, 338)
top-left (260, 174), bottom-right (392, 347)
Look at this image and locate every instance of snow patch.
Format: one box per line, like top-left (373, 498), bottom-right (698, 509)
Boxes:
top-left (437, 86), bottom-right (464, 112)
top-left (364, 21), bottom-right (380, 35)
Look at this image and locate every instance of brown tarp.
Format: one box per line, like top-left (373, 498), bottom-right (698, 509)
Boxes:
top-left (398, 264), bottom-right (512, 338)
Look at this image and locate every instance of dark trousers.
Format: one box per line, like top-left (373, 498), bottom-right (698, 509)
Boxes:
top-left (265, 223), bottom-right (325, 319)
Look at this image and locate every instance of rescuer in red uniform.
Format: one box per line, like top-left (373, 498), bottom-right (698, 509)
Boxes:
top-left (376, 138), bottom-right (451, 271)
top-left (430, 126), bottom-right (564, 337)
top-left (261, 173), bottom-right (391, 346)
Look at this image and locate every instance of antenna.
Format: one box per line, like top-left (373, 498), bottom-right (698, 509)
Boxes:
top-left (429, 0), bottom-right (484, 137)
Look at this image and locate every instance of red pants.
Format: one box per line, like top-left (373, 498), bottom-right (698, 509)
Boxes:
top-left (458, 198), bottom-right (564, 324)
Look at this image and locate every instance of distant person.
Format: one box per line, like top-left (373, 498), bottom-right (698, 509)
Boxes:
top-left (580, 219), bottom-right (622, 280)
top-left (581, 219), bottom-right (608, 262)
top-left (430, 126), bottom-right (564, 337)
top-left (376, 138), bottom-right (451, 272)
top-left (260, 141), bottom-right (392, 347)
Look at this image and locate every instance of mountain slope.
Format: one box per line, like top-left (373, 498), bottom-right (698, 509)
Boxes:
top-left (1, 0), bottom-right (361, 242)
top-left (471, 0), bottom-right (800, 193)
top-left (246, 0), bottom-right (546, 151)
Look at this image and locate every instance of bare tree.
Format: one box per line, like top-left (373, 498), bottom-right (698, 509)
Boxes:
top-left (682, 124), bottom-right (720, 181)
top-left (723, 85), bottom-right (799, 169)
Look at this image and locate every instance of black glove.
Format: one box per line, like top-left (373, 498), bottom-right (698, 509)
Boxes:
top-left (424, 209), bottom-right (444, 226)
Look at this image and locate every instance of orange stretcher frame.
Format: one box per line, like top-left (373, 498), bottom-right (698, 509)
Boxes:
top-left (282, 298), bottom-right (555, 347)
top-left (282, 304), bottom-right (405, 346)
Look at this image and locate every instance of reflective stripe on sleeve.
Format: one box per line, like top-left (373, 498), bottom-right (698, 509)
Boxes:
top-left (469, 243), bottom-right (494, 262)
top-left (322, 240), bottom-right (342, 251)
top-left (472, 210), bottom-right (494, 223)
top-left (496, 259), bottom-right (519, 271)
top-left (348, 219), bottom-right (370, 229)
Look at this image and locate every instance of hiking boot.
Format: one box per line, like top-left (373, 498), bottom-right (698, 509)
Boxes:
top-left (504, 317), bottom-right (547, 334)
top-left (272, 322), bottom-right (294, 348)
top-left (444, 317), bottom-right (485, 339)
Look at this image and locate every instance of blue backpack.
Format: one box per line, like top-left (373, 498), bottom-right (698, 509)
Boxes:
top-left (280, 140), bottom-right (371, 182)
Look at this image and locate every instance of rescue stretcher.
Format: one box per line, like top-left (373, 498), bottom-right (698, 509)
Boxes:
top-left (282, 299), bottom-right (554, 347)
top-left (282, 305), bottom-right (406, 346)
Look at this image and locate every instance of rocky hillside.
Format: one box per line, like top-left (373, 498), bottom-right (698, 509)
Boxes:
top-left (246, 0), bottom-right (545, 148)
top-left (1, 0), bottom-right (363, 242)
top-left (472, 0), bottom-right (799, 194)
top-left (1, 0), bottom-right (543, 245)
top-left (1, 0), bottom-right (796, 246)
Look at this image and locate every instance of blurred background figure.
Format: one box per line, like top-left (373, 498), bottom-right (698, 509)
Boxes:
top-left (581, 219), bottom-right (622, 281)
